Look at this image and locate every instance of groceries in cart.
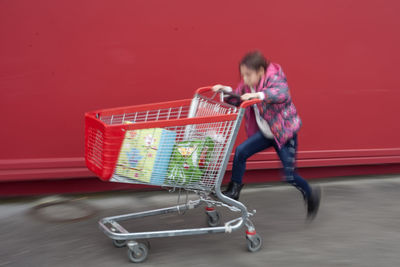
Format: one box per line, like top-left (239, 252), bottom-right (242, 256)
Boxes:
top-left (113, 126), bottom-right (216, 187)
top-left (166, 137), bottom-right (214, 186)
top-left (114, 128), bottom-right (176, 185)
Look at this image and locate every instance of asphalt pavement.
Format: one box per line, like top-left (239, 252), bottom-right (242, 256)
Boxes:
top-left (1, 174), bottom-right (400, 267)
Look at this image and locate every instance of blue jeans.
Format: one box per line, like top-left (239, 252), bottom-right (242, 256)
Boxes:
top-left (231, 131), bottom-right (312, 200)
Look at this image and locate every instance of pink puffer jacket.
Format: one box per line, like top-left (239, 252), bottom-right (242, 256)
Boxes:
top-left (231, 63), bottom-right (302, 148)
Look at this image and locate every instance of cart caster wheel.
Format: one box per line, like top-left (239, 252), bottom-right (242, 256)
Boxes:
top-left (112, 239), bottom-right (127, 248)
top-left (207, 211), bottom-right (220, 227)
top-left (246, 233), bottom-right (262, 252)
top-left (127, 242), bottom-right (149, 263)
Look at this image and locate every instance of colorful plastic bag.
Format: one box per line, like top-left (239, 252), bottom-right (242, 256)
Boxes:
top-left (166, 137), bottom-right (215, 186)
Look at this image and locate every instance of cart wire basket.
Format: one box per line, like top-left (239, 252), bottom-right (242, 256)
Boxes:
top-left (85, 87), bottom-right (263, 263)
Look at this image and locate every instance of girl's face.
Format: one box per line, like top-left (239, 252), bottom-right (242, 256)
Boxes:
top-left (240, 65), bottom-right (265, 88)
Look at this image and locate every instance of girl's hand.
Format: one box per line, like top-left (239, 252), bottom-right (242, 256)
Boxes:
top-left (241, 93), bottom-right (260, 101)
top-left (212, 84), bottom-right (227, 92)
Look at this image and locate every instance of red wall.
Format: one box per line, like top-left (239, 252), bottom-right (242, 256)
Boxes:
top-left (1, 0), bottom-right (400, 192)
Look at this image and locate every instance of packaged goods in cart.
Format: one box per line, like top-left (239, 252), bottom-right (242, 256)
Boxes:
top-left (166, 137), bottom-right (214, 186)
top-left (114, 128), bottom-right (176, 185)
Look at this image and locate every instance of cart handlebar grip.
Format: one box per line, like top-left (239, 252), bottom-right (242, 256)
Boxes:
top-left (196, 87), bottom-right (213, 94)
top-left (195, 86), bottom-right (262, 109)
top-left (239, 98), bottom-right (262, 108)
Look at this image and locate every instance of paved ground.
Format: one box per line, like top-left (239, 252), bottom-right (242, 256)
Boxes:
top-left (1, 174), bottom-right (400, 267)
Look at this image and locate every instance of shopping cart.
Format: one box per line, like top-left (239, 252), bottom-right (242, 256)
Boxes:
top-left (85, 87), bottom-right (263, 263)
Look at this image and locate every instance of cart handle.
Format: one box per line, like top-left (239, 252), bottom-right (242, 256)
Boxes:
top-left (196, 86), bottom-right (262, 109)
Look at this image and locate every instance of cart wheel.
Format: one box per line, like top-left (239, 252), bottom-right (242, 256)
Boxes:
top-left (246, 234), bottom-right (262, 252)
top-left (207, 211), bottom-right (220, 227)
top-left (127, 242), bottom-right (149, 263)
top-left (112, 239), bottom-right (127, 248)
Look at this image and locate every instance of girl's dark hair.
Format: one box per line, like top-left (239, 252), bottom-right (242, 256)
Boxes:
top-left (239, 51), bottom-right (269, 72)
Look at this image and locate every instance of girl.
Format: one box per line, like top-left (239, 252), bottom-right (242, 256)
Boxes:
top-left (212, 51), bottom-right (321, 220)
